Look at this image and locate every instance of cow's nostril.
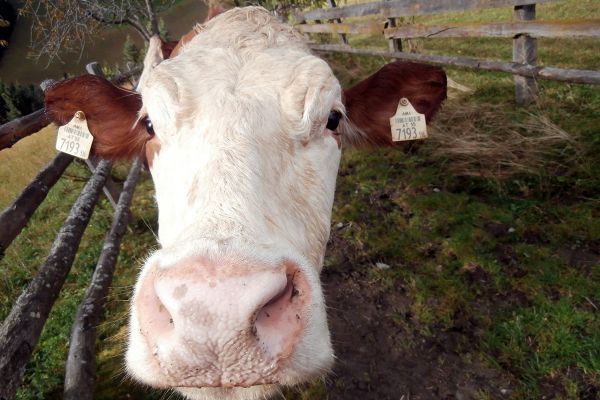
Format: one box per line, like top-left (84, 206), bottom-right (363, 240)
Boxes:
top-left (260, 274), bottom-right (294, 311)
top-left (254, 270), bottom-right (307, 360)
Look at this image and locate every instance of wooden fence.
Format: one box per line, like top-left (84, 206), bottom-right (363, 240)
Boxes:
top-left (0, 63), bottom-right (142, 400)
top-left (295, 0), bottom-right (600, 104)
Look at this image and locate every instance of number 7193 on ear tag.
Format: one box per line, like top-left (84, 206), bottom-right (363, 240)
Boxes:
top-left (56, 111), bottom-right (94, 159)
top-left (390, 98), bottom-right (428, 142)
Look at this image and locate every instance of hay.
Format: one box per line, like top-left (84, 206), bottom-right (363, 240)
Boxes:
top-left (425, 102), bottom-right (582, 180)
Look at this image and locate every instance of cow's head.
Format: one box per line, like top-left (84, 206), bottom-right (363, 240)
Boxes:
top-left (44, 7), bottom-right (446, 400)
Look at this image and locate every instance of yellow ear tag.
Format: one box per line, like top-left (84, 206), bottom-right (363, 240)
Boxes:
top-left (56, 111), bottom-right (94, 159)
top-left (390, 98), bottom-right (428, 142)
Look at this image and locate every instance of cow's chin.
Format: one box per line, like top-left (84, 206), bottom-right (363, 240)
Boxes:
top-left (125, 241), bottom-right (334, 400)
top-left (176, 385), bottom-right (278, 400)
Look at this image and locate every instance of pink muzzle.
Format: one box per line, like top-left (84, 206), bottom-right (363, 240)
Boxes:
top-left (134, 257), bottom-right (309, 387)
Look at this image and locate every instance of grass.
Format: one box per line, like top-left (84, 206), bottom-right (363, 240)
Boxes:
top-left (0, 157), bottom-right (161, 400)
top-left (1, 0), bottom-right (599, 399)
top-left (315, 0), bottom-right (600, 397)
top-left (0, 125), bottom-right (58, 206)
top-left (319, 140), bottom-right (600, 397)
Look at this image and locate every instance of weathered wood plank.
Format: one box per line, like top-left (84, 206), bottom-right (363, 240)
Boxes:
top-left (513, 4), bottom-right (537, 104)
top-left (297, 21), bottom-right (383, 35)
top-left (85, 156), bottom-right (121, 210)
top-left (0, 109), bottom-right (51, 151)
top-left (310, 44), bottom-right (600, 85)
top-left (384, 19), bottom-right (600, 39)
top-left (387, 18), bottom-right (403, 52)
top-left (0, 160), bottom-right (112, 400)
top-left (0, 153), bottom-right (74, 259)
top-left (63, 158), bottom-right (141, 400)
top-left (300, 0), bottom-right (555, 21)
top-left (537, 66), bottom-right (600, 83)
top-left (326, 0), bottom-right (348, 45)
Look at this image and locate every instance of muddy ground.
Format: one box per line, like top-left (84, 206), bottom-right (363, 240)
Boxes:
top-left (314, 220), bottom-right (599, 400)
top-left (319, 233), bottom-right (510, 400)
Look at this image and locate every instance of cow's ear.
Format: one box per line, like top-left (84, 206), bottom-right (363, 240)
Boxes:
top-left (340, 61), bottom-right (447, 147)
top-left (161, 40), bottom-right (179, 59)
top-left (44, 75), bottom-right (149, 160)
top-left (137, 35), bottom-right (166, 90)
top-left (163, 5), bottom-right (230, 60)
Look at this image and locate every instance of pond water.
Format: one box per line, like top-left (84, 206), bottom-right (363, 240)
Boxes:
top-left (0, 0), bottom-right (207, 84)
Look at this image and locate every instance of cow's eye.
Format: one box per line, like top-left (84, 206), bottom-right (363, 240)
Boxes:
top-left (144, 117), bottom-right (155, 136)
top-left (326, 110), bottom-right (342, 131)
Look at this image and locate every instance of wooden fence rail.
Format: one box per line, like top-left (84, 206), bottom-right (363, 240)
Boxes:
top-left (0, 109), bottom-right (51, 152)
top-left (0, 63), bottom-right (143, 400)
top-left (300, 19), bottom-right (600, 38)
top-left (297, 0), bottom-right (600, 104)
top-left (298, 0), bottom-right (555, 21)
top-left (310, 44), bottom-right (600, 85)
top-left (64, 158), bottom-right (141, 400)
top-left (0, 160), bottom-right (112, 400)
top-left (0, 153), bottom-right (74, 258)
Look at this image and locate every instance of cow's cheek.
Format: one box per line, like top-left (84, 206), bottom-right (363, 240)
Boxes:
top-left (145, 137), bottom-right (162, 169)
top-left (323, 128), bottom-right (342, 149)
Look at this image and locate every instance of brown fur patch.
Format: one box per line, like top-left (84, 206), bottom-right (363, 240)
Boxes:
top-left (342, 61), bottom-right (447, 146)
top-left (44, 75), bottom-right (149, 160)
top-left (170, 29), bottom-right (200, 58)
top-left (168, 5), bottom-right (230, 59)
top-left (161, 40), bottom-right (179, 59)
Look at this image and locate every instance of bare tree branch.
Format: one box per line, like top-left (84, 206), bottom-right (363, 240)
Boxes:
top-left (89, 12), bottom-right (150, 41)
top-left (20, 0), bottom-right (175, 61)
top-left (145, 0), bottom-right (159, 36)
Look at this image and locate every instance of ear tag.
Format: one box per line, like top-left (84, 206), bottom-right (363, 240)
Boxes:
top-left (390, 98), bottom-right (427, 142)
top-left (56, 111), bottom-right (94, 159)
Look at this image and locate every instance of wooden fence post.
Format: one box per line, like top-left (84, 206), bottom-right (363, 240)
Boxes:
top-left (513, 4), bottom-right (537, 104)
top-left (326, 0), bottom-right (348, 45)
top-left (387, 18), bottom-right (403, 52)
top-left (84, 62), bottom-right (122, 209)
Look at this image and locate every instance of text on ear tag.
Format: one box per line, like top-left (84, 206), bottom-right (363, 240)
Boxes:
top-left (56, 111), bottom-right (94, 159)
top-left (390, 98), bottom-right (427, 142)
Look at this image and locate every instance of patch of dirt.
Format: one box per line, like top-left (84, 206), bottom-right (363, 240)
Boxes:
top-left (558, 244), bottom-right (600, 275)
top-left (494, 244), bottom-right (528, 278)
top-left (321, 258), bottom-right (513, 399)
top-left (461, 263), bottom-right (491, 286)
top-left (484, 222), bottom-right (512, 239)
top-left (521, 229), bottom-right (548, 245)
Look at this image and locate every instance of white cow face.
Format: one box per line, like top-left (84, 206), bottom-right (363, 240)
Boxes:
top-left (128, 9), bottom-right (342, 399)
top-left (44, 7), bottom-right (446, 400)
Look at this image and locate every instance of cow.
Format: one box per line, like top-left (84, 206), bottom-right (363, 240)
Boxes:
top-left (44, 7), bottom-right (446, 400)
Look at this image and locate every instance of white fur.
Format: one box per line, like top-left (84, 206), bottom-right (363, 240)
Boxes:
top-left (127, 7), bottom-right (344, 399)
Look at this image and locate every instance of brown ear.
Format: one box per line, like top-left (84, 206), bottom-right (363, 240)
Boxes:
top-left (44, 75), bottom-right (149, 160)
top-left (161, 40), bottom-right (179, 59)
top-left (169, 29), bottom-right (199, 59)
top-left (342, 61), bottom-right (447, 146)
top-left (206, 5), bottom-right (231, 21)
top-left (166, 5), bottom-right (231, 59)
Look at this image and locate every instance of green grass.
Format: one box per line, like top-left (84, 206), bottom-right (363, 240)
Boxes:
top-left (0, 125), bottom-right (58, 206)
top-left (322, 141), bottom-right (600, 398)
top-left (313, 1), bottom-right (600, 396)
top-left (0, 160), bottom-right (160, 400)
